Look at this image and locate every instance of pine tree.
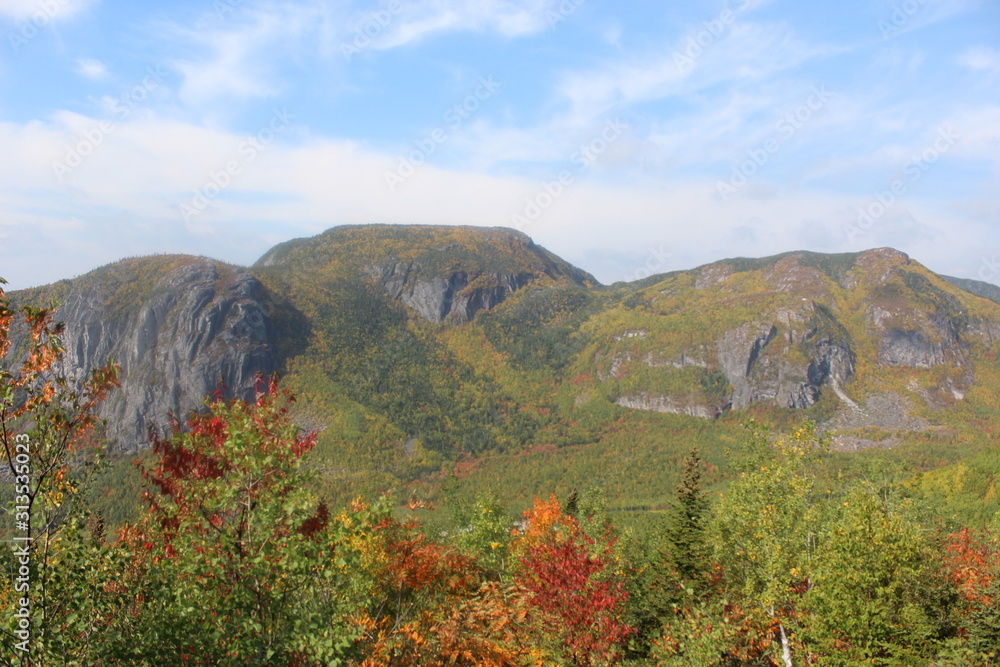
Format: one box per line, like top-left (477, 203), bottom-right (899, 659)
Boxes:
top-left (965, 564), bottom-right (1000, 663)
top-left (665, 448), bottom-right (711, 584)
top-left (628, 450), bottom-right (713, 657)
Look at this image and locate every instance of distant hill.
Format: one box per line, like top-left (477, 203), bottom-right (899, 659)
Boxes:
top-left (943, 275), bottom-right (1000, 305)
top-left (10, 226), bottom-right (1000, 522)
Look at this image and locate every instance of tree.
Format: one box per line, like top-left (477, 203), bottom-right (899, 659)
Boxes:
top-left (802, 483), bottom-right (950, 665)
top-left (629, 449), bottom-right (713, 658)
top-left (452, 490), bottom-right (515, 580)
top-left (350, 498), bottom-right (531, 665)
top-left (710, 421), bottom-right (825, 667)
top-left (0, 278), bottom-right (120, 665)
top-left (121, 377), bottom-right (363, 665)
top-left (513, 495), bottom-right (634, 666)
top-left (944, 528), bottom-right (1000, 665)
top-left (665, 447), bottom-right (711, 585)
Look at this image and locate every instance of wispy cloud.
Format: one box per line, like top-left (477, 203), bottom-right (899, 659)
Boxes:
top-left (75, 57), bottom-right (107, 79)
top-left (554, 20), bottom-right (839, 129)
top-left (875, 0), bottom-right (980, 40)
top-left (958, 46), bottom-right (1000, 76)
top-left (165, 6), bottom-right (308, 107)
top-left (0, 0), bottom-right (96, 21)
top-left (372, 0), bottom-right (559, 49)
top-left (161, 0), bottom-right (562, 110)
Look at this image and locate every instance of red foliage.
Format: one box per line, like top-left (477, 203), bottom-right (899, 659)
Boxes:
top-left (356, 512), bottom-right (534, 665)
top-left (514, 496), bottom-right (634, 666)
top-left (297, 502), bottom-right (329, 538)
top-left (139, 374), bottom-right (317, 555)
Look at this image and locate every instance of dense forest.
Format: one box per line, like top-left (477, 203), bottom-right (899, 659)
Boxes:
top-left (1, 275), bottom-right (999, 665)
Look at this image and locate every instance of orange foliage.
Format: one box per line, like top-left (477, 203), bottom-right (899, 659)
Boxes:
top-left (946, 528), bottom-right (998, 607)
top-left (512, 493), bottom-right (578, 551)
top-left (355, 513), bottom-right (532, 665)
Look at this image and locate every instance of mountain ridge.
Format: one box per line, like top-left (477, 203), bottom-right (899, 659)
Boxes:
top-left (8, 225), bottom-right (1000, 520)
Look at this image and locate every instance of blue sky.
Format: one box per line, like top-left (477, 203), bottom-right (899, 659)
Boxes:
top-left (0, 0), bottom-right (998, 290)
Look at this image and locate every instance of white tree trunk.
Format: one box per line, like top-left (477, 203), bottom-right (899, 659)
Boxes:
top-left (779, 623), bottom-right (793, 667)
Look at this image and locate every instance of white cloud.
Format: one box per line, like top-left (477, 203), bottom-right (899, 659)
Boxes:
top-left (958, 46), bottom-right (1000, 75)
top-left (75, 57), bottom-right (107, 80)
top-left (446, 19), bottom-right (845, 176)
top-left (554, 20), bottom-right (839, 130)
top-left (167, 8), bottom-right (301, 107)
top-left (159, 0), bottom-right (562, 110)
top-left (371, 0), bottom-right (559, 50)
top-left (0, 106), bottom-right (993, 291)
top-left (0, 0), bottom-right (95, 21)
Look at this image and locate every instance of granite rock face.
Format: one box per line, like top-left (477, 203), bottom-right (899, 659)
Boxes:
top-left (615, 393), bottom-right (720, 419)
top-left (49, 259), bottom-right (276, 452)
top-left (365, 261), bottom-right (533, 324)
top-left (715, 312), bottom-right (855, 411)
top-left (866, 303), bottom-right (966, 370)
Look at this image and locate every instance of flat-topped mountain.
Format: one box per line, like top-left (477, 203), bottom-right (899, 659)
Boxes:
top-left (254, 224), bottom-right (596, 324)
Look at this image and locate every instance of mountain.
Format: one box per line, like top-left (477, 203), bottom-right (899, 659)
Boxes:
top-left (576, 248), bottom-right (999, 433)
top-left (944, 274), bottom-right (1000, 305)
top-left (9, 226), bottom-right (1000, 521)
top-left (11, 256), bottom-right (277, 451)
top-left (254, 224), bottom-right (596, 324)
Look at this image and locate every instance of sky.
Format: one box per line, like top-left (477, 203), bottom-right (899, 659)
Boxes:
top-left (0, 0), bottom-right (998, 290)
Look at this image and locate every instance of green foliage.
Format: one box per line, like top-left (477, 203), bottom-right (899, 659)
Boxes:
top-left (479, 284), bottom-right (598, 371)
top-left (914, 447), bottom-right (1000, 528)
top-left (944, 275), bottom-right (1000, 306)
top-left (802, 483), bottom-right (952, 665)
top-left (711, 422), bottom-right (824, 664)
top-left (963, 573), bottom-right (1000, 664)
top-left (451, 490), bottom-right (515, 579)
top-left (0, 277), bottom-right (121, 663)
top-left (119, 379), bottom-right (366, 664)
top-left (665, 448), bottom-right (712, 585)
top-left (625, 449), bottom-right (713, 658)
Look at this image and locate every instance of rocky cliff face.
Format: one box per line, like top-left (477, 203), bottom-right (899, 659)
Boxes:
top-left (364, 261), bottom-right (533, 324)
top-left (867, 304), bottom-right (967, 370)
top-left (39, 258), bottom-right (276, 452)
top-left (598, 293), bottom-right (858, 419)
top-left (715, 311), bottom-right (855, 411)
top-left (614, 393), bottom-right (719, 419)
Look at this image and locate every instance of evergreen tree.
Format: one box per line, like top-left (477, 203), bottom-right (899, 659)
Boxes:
top-left (565, 489), bottom-right (580, 519)
top-left (964, 563), bottom-right (1000, 664)
top-left (665, 448), bottom-right (711, 584)
top-left (626, 449), bottom-right (713, 659)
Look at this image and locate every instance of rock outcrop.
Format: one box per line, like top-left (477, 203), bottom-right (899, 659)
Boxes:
top-left (364, 262), bottom-right (533, 324)
top-left (45, 259), bottom-right (276, 452)
top-left (615, 394), bottom-right (720, 419)
top-left (715, 315), bottom-right (854, 411)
